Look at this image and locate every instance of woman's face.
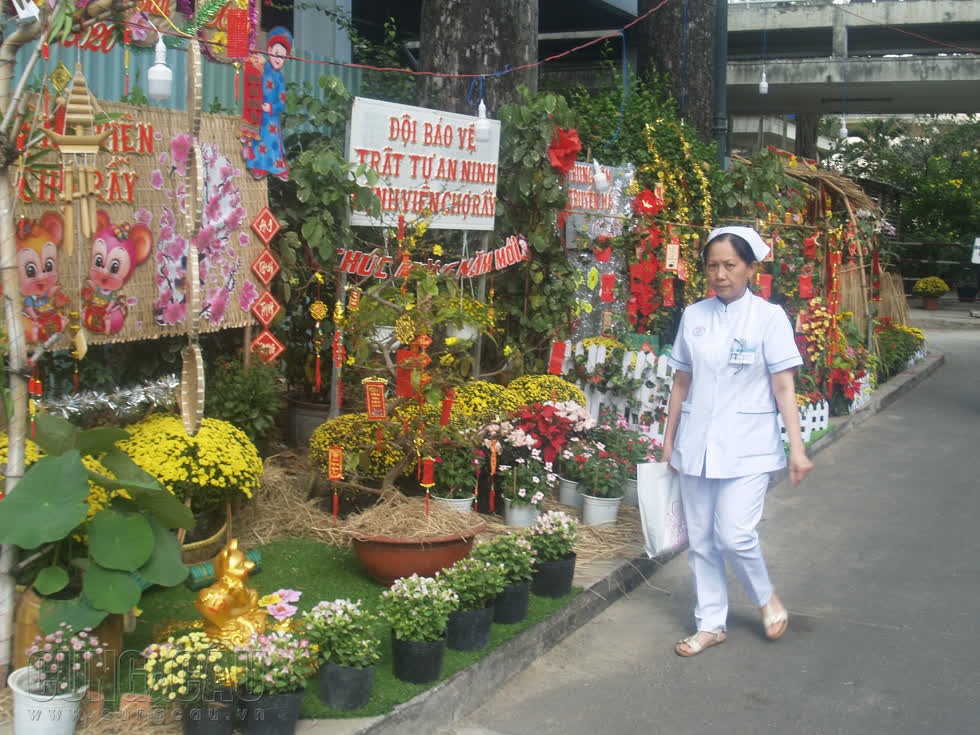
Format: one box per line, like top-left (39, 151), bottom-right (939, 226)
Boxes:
top-left (704, 237), bottom-right (758, 304)
top-left (268, 42), bottom-right (287, 71)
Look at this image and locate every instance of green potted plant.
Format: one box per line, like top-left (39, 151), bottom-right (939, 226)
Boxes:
top-left (557, 436), bottom-right (598, 508)
top-left (302, 599), bottom-right (381, 712)
top-left (143, 631), bottom-right (235, 734)
top-left (912, 276), bottom-right (949, 310)
top-left (119, 413), bottom-right (263, 563)
top-left (470, 532), bottom-right (537, 623)
top-left (593, 408), bottom-right (663, 506)
top-left (527, 510), bottom-right (579, 599)
top-left (235, 630), bottom-right (316, 733)
top-left (579, 443), bottom-right (630, 525)
top-left (7, 623), bottom-right (107, 735)
top-left (438, 557), bottom-right (506, 652)
top-left (496, 453), bottom-right (551, 527)
top-left (430, 432), bottom-right (483, 513)
top-left (0, 414), bottom-right (193, 635)
top-left (378, 574), bottom-right (458, 684)
top-left (204, 353), bottom-right (282, 449)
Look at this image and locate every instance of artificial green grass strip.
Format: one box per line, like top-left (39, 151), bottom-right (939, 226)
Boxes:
top-left (124, 537), bottom-right (581, 720)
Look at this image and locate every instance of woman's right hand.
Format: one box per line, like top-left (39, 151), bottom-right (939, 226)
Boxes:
top-left (662, 440), bottom-right (677, 473)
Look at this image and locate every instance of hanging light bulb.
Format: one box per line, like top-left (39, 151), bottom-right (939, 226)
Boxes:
top-left (838, 116), bottom-right (848, 140)
top-left (474, 99), bottom-right (491, 143)
top-left (592, 159), bottom-right (610, 193)
top-left (147, 35), bottom-right (173, 100)
top-left (758, 70), bottom-right (769, 95)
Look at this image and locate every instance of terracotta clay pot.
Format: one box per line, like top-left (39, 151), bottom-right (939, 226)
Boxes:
top-left (352, 523), bottom-right (486, 585)
top-left (922, 295), bottom-right (939, 310)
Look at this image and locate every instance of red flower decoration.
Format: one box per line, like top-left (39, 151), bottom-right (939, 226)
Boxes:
top-left (548, 128), bottom-right (581, 176)
top-left (630, 258), bottom-right (661, 285)
top-left (632, 188), bottom-right (664, 217)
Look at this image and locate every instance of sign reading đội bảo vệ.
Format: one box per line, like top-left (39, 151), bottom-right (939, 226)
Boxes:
top-left (346, 97), bottom-right (501, 231)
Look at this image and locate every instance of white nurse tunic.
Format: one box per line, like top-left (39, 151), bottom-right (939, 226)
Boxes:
top-left (667, 290), bottom-right (802, 478)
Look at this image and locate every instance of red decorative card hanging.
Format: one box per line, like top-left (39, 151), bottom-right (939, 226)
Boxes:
top-left (440, 388), bottom-right (455, 427)
top-left (803, 235), bottom-right (818, 260)
top-left (600, 273), bottom-right (615, 302)
top-left (251, 248), bottom-right (280, 285)
top-left (548, 342), bottom-right (567, 374)
top-left (250, 329), bottom-right (285, 363)
top-left (757, 273), bottom-right (773, 300)
top-left (327, 446), bottom-right (344, 481)
top-left (677, 260), bottom-right (687, 281)
top-left (662, 278), bottom-right (675, 307)
top-left (225, 8), bottom-right (251, 59)
top-left (250, 208), bottom-right (281, 245)
top-left (251, 290), bottom-right (281, 326)
top-left (240, 58), bottom-right (264, 140)
top-left (664, 239), bottom-right (680, 271)
top-left (595, 244), bottom-right (612, 263)
top-left (363, 378), bottom-right (387, 420)
top-left (799, 274), bottom-right (814, 299)
top-left (396, 348), bottom-right (417, 397)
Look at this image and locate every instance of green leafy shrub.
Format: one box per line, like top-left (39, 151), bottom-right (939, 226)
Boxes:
top-left (205, 356), bottom-right (282, 442)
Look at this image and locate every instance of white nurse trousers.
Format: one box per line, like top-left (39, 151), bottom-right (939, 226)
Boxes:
top-left (679, 472), bottom-right (773, 632)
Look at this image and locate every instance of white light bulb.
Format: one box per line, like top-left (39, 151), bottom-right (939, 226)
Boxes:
top-left (758, 70), bottom-right (769, 95)
top-left (474, 99), bottom-right (491, 143)
top-left (838, 117), bottom-right (848, 140)
top-left (147, 35), bottom-right (173, 100)
top-left (593, 159), bottom-right (610, 193)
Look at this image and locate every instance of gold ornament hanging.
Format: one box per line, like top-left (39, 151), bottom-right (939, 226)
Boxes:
top-left (395, 314), bottom-right (416, 344)
top-left (310, 300), bottom-right (329, 322)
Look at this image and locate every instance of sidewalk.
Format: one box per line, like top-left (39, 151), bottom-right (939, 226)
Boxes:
top-left (908, 297), bottom-right (980, 330)
top-left (300, 349), bottom-right (947, 735)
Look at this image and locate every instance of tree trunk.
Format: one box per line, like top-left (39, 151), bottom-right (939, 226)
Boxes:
top-left (417, 0), bottom-right (537, 115)
top-left (635, 0), bottom-right (716, 144)
top-left (794, 113), bottom-right (819, 160)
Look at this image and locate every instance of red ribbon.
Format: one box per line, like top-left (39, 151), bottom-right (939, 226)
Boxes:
top-left (548, 342), bottom-right (566, 374)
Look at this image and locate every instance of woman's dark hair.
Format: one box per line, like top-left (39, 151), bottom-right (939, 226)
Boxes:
top-left (702, 233), bottom-right (757, 265)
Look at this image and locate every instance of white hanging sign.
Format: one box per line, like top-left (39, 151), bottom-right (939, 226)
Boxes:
top-left (347, 97), bottom-right (501, 231)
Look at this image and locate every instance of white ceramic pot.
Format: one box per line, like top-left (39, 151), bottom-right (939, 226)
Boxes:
top-left (582, 493), bottom-right (622, 526)
top-left (447, 324), bottom-right (479, 342)
top-left (433, 495), bottom-right (475, 514)
top-left (558, 477), bottom-right (583, 507)
top-left (369, 326), bottom-right (398, 346)
top-left (503, 497), bottom-right (539, 527)
top-left (8, 665), bottom-right (87, 735)
top-left (622, 477), bottom-right (639, 506)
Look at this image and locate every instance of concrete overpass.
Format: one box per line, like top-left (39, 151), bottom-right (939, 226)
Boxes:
top-left (727, 0), bottom-right (980, 117)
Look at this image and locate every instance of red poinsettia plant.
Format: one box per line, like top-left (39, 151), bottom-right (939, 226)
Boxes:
top-left (509, 401), bottom-right (587, 464)
top-left (548, 128), bottom-right (581, 176)
top-left (631, 187), bottom-right (665, 218)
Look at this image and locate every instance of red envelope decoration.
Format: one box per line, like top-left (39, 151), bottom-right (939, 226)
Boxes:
top-left (757, 273), bottom-right (773, 300)
top-left (799, 274), bottom-right (814, 299)
top-left (595, 245), bottom-right (612, 263)
top-left (549, 342), bottom-right (567, 374)
top-left (600, 273), bottom-right (615, 302)
top-left (662, 278), bottom-right (675, 307)
top-left (804, 235), bottom-right (818, 260)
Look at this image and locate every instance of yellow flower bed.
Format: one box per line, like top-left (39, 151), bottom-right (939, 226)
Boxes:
top-left (449, 381), bottom-right (521, 427)
top-left (120, 414), bottom-right (262, 514)
top-left (309, 413), bottom-right (405, 481)
top-left (504, 374), bottom-right (587, 407)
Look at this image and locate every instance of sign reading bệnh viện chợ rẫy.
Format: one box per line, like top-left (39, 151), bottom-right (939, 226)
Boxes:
top-left (16, 99), bottom-right (267, 348)
top-left (346, 97), bottom-right (501, 231)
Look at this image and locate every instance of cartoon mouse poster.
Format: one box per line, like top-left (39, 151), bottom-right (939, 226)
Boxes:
top-left (81, 210), bottom-right (153, 335)
top-left (16, 211), bottom-right (71, 344)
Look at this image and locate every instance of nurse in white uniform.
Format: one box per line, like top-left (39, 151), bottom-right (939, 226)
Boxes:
top-left (663, 226), bottom-right (813, 657)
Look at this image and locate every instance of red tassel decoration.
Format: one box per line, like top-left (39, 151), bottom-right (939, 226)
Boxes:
top-left (474, 468), bottom-right (480, 512)
top-left (73, 366), bottom-right (79, 393)
top-left (235, 64), bottom-right (241, 104)
top-left (314, 351), bottom-right (322, 393)
top-left (489, 442), bottom-right (497, 513)
top-left (41, 43), bottom-right (49, 60)
top-left (426, 490), bottom-right (430, 515)
top-left (397, 214), bottom-right (405, 242)
top-left (333, 490), bottom-right (339, 526)
top-left (376, 425), bottom-right (383, 451)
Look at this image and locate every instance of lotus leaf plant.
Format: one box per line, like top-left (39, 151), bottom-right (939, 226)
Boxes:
top-left (0, 414), bottom-right (194, 632)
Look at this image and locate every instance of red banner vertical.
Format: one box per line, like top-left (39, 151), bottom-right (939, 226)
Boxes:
top-left (662, 278), bottom-right (675, 307)
top-left (757, 273), bottom-right (773, 300)
top-left (799, 274), bottom-right (813, 299)
top-left (327, 447), bottom-right (344, 480)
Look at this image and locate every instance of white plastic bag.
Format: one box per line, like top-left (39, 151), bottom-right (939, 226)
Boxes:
top-left (637, 462), bottom-right (688, 557)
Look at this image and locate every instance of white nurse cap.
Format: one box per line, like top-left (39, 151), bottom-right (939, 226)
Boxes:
top-left (705, 226), bottom-right (770, 262)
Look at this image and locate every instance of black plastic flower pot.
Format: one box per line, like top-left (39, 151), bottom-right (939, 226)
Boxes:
top-left (531, 552), bottom-right (576, 598)
top-left (493, 581), bottom-right (530, 624)
top-left (390, 632), bottom-right (446, 684)
top-left (447, 605), bottom-right (494, 651)
top-left (317, 661), bottom-right (375, 711)
top-left (182, 687), bottom-right (236, 735)
top-left (239, 688), bottom-right (305, 735)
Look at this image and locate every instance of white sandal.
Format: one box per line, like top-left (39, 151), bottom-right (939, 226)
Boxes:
top-left (674, 629), bottom-right (726, 657)
top-left (762, 603), bottom-right (789, 640)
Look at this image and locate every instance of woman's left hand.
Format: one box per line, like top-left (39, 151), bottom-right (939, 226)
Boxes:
top-left (788, 447), bottom-right (813, 486)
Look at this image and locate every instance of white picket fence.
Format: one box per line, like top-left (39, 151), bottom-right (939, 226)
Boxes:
top-left (558, 341), bottom-right (674, 446)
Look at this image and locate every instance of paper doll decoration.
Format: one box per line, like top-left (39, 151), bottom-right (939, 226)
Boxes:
top-left (241, 26), bottom-right (290, 180)
top-left (16, 212), bottom-right (70, 344)
top-left (81, 210), bottom-right (153, 334)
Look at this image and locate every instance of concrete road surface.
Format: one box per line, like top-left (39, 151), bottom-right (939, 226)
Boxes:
top-left (445, 330), bottom-right (980, 735)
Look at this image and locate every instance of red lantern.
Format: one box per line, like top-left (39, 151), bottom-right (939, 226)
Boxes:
top-left (420, 457), bottom-right (435, 488)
